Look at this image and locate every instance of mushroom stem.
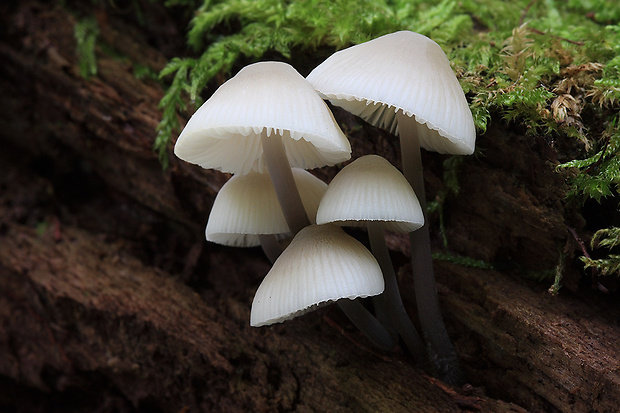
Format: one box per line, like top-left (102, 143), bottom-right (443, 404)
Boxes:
top-left (258, 234), bottom-right (283, 263)
top-left (259, 226), bottom-right (397, 350)
top-left (337, 298), bottom-right (397, 351)
top-left (397, 111), bottom-right (459, 383)
top-left (261, 130), bottom-right (311, 234)
top-left (367, 222), bottom-right (427, 363)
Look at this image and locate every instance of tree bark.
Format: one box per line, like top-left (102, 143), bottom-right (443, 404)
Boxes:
top-left (1, 1), bottom-right (618, 412)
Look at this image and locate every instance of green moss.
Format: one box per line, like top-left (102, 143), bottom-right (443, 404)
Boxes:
top-left (156, 0), bottom-right (620, 153)
top-left (432, 251), bottom-right (494, 270)
top-left (582, 255), bottom-right (620, 276)
top-left (548, 250), bottom-right (566, 295)
top-left (558, 117), bottom-right (620, 201)
top-left (156, 0), bottom-right (620, 277)
top-left (74, 17), bottom-right (99, 79)
top-left (581, 227), bottom-right (620, 276)
top-left (156, 58), bottom-right (196, 167)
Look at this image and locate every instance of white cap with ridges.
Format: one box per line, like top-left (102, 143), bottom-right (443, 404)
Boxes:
top-left (316, 155), bottom-right (424, 232)
top-left (206, 168), bottom-right (327, 247)
top-left (250, 224), bottom-right (384, 326)
top-left (306, 31), bottom-right (475, 155)
top-left (175, 61), bottom-right (351, 175)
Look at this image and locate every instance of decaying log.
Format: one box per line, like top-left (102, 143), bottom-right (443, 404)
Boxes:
top-left (438, 263), bottom-right (620, 413)
top-left (0, 155), bottom-right (521, 412)
top-left (1, 1), bottom-right (619, 412)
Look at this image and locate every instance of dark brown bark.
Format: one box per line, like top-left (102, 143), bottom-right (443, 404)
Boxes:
top-left (1, 1), bottom-right (618, 412)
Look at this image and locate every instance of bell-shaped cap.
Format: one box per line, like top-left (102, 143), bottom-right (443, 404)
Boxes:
top-left (250, 224), bottom-right (384, 326)
top-left (206, 168), bottom-right (327, 247)
top-left (175, 61), bottom-right (351, 175)
top-left (306, 31), bottom-right (475, 155)
top-left (316, 155), bottom-right (423, 233)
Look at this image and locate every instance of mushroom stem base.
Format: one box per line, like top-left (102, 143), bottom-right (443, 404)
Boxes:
top-left (337, 298), bottom-right (397, 351)
top-left (367, 222), bottom-right (427, 364)
top-left (397, 112), bottom-right (460, 383)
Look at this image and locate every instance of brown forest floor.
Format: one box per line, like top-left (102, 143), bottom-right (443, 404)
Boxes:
top-left (1, 1), bottom-right (619, 412)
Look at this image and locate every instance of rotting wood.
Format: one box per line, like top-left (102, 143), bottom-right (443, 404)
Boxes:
top-left (0, 1), bottom-right (618, 412)
top-left (0, 209), bottom-right (519, 412)
top-left (437, 262), bottom-right (620, 413)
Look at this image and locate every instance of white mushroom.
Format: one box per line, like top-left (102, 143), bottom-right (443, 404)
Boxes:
top-left (175, 61), bottom-right (351, 234)
top-left (251, 224), bottom-right (383, 324)
top-left (316, 155), bottom-right (425, 359)
top-left (206, 168), bottom-right (327, 261)
top-left (316, 155), bottom-right (423, 232)
top-left (306, 31), bottom-right (475, 159)
top-left (251, 224), bottom-right (396, 350)
top-left (307, 31), bottom-right (474, 382)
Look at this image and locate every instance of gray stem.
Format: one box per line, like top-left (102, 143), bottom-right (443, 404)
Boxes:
top-left (397, 112), bottom-right (459, 383)
top-left (261, 130), bottom-right (311, 234)
top-left (367, 222), bottom-right (427, 364)
top-left (337, 298), bottom-right (397, 351)
top-left (258, 234), bottom-right (283, 264)
top-left (260, 229), bottom-right (396, 351)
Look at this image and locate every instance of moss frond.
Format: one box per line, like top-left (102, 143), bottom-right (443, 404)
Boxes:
top-left (155, 0), bottom-right (478, 162)
top-left (584, 230), bottom-right (620, 276)
top-left (154, 0), bottom-right (620, 275)
top-left (433, 251), bottom-right (494, 270)
top-left (74, 17), bottom-right (99, 79)
top-left (155, 57), bottom-right (196, 169)
top-left (558, 117), bottom-right (620, 202)
top-left (581, 255), bottom-right (620, 276)
top-left (592, 227), bottom-right (620, 250)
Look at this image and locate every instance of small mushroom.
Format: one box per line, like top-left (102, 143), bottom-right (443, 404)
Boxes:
top-left (316, 155), bottom-right (423, 233)
top-left (206, 168), bottom-right (327, 261)
top-left (307, 31), bottom-right (475, 381)
top-left (316, 155), bottom-right (426, 361)
top-left (175, 61), bottom-right (351, 234)
top-left (251, 224), bottom-right (396, 350)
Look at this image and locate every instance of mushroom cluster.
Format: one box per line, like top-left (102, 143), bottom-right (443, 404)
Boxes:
top-left (174, 31), bottom-right (476, 383)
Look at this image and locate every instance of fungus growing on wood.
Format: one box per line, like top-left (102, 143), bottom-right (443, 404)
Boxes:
top-left (175, 61), bottom-right (351, 234)
top-left (206, 168), bottom-right (327, 261)
top-left (316, 155), bottom-right (426, 361)
top-left (250, 224), bottom-right (397, 350)
top-left (307, 31), bottom-right (476, 382)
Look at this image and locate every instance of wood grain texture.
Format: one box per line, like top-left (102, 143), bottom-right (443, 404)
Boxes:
top-left (0, 1), bottom-right (617, 412)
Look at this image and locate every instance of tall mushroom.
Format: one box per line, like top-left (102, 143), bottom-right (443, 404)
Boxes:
top-left (316, 155), bottom-right (426, 361)
top-left (307, 31), bottom-right (476, 382)
top-left (175, 61), bottom-right (351, 235)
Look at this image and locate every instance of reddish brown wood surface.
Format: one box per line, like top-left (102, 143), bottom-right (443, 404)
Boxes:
top-left (1, 1), bottom-right (619, 412)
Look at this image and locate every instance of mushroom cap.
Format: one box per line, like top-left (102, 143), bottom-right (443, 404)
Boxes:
top-left (206, 168), bottom-right (328, 247)
top-left (316, 155), bottom-right (424, 233)
top-left (306, 31), bottom-right (475, 155)
top-left (250, 224), bottom-right (384, 326)
top-left (174, 61), bottom-right (351, 175)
